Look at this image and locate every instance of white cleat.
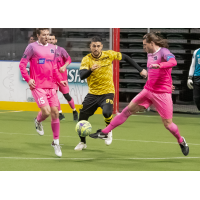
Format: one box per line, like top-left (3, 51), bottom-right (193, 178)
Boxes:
top-left (34, 118), bottom-right (44, 136)
top-left (105, 131), bottom-right (112, 146)
top-left (74, 142), bottom-right (87, 151)
top-left (51, 142), bottom-right (62, 157)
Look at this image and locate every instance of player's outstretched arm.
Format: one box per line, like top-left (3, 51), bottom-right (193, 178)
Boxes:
top-left (121, 54), bottom-right (148, 78)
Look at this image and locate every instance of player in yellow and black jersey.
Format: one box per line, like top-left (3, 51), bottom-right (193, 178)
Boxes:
top-left (74, 36), bottom-right (148, 150)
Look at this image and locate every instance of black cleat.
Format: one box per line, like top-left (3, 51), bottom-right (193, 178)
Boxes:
top-left (59, 113), bottom-right (65, 121)
top-left (89, 129), bottom-right (108, 140)
top-left (73, 110), bottom-right (78, 122)
top-left (179, 137), bottom-right (189, 156)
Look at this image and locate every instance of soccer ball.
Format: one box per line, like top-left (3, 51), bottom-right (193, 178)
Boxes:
top-left (75, 120), bottom-right (92, 137)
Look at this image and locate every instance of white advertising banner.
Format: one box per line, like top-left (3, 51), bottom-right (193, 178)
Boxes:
top-left (0, 61), bottom-right (88, 105)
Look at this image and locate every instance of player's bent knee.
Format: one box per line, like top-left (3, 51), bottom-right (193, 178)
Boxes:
top-left (128, 102), bottom-right (143, 114)
top-left (162, 119), bottom-right (173, 130)
top-left (41, 106), bottom-right (51, 117)
top-left (50, 107), bottom-right (59, 119)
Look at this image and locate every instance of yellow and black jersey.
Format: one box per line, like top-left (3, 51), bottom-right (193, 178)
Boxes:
top-left (80, 50), bottom-right (122, 95)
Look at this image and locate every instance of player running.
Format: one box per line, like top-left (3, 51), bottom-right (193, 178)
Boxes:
top-left (187, 48), bottom-right (200, 111)
top-left (19, 28), bottom-right (67, 157)
top-left (74, 36), bottom-right (148, 150)
top-left (90, 32), bottom-right (189, 156)
top-left (48, 34), bottom-right (78, 121)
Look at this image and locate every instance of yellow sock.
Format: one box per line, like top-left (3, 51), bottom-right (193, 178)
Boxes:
top-left (104, 115), bottom-right (113, 126)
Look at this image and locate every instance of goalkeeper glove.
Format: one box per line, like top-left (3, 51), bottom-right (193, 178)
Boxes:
top-left (187, 76), bottom-right (193, 89)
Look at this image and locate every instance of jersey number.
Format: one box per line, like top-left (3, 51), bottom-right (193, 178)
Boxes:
top-left (38, 97), bottom-right (45, 105)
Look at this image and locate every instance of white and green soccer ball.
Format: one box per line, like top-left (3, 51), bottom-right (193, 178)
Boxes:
top-left (75, 120), bottom-right (92, 137)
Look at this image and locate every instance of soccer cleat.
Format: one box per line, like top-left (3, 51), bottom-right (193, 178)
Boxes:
top-left (51, 142), bottom-right (62, 157)
top-left (74, 142), bottom-right (87, 151)
top-left (179, 137), bottom-right (189, 156)
top-left (59, 113), bottom-right (65, 121)
top-left (105, 131), bottom-right (113, 146)
top-left (89, 129), bottom-right (108, 140)
top-left (73, 110), bottom-right (78, 122)
top-left (34, 118), bottom-right (44, 136)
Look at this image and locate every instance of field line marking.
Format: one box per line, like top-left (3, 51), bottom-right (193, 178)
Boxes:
top-left (0, 157), bottom-right (199, 160)
top-left (0, 110), bottom-right (23, 114)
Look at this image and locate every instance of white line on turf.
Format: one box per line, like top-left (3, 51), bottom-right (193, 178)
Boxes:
top-left (0, 110), bottom-right (23, 114)
top-left (0, 131), bottom-right (200, 146)
top-left (0, 157), bottom-right (199, 160)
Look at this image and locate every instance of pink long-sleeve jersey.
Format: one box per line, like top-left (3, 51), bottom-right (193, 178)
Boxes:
top-left (55, 45), bottom-right (72, 81)
top-left (144, 47), bottom-right (177, 93)
top-left (19, 41), bottom-right (62, 89)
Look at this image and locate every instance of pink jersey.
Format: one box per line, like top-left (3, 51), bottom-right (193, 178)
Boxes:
top-left (55, 45), bottom-right (71, 81)
top-left (144, 48), bottom-right (177, 93)
top-left (19, 41), bottom-right (62, 89)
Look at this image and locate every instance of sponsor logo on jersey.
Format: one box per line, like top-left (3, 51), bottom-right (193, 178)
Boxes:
top-left (50, 49), bottom-right (55, 54)
top-left (153, 55), bottom-right (158, 61)
top-left (198, 58), bottom-right (200, 65)
top-left (38, 58), bottom-right (45, 64)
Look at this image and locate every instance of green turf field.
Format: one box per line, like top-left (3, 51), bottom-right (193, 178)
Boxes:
top-left (0, 110), bottom-right (200, 171)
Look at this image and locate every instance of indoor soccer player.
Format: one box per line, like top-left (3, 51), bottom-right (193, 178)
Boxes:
top-left (187, 48), bottom-right (200, 111)
top-left (48, 34), bottom-right (78, 121)
top-left (28, 35), bottom-right (36, 44)
top-left (74, 36), bottom-right (148, 150)
top-left (90, 32), bottom-right (189, 156)
top-left (19, 28), bottom-right (67, 157)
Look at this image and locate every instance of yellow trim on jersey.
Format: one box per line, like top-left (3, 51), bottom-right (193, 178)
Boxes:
top-left (80, 50), bottom-right (122, 95)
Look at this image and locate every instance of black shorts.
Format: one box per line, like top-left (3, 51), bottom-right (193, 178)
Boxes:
top-left (79, 93), bottom-right (114, 116)
top-left (193, 80), bottom-right (200, 110)
top-left (193, 80), bottom-right (200, 99)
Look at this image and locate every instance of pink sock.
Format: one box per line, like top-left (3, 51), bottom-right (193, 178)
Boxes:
top-left (102, 106), bottom-right (132, 134)
top-left (58, 101), bottom-right (61, 112)
top-left (68, 99), bottom-right (75, 109)
top-left (166, 123), bottom-right (183, 144)
top-left (51, 118), bottom-right (60, 139)
top-left (36, 111), bottom-right (47, 123)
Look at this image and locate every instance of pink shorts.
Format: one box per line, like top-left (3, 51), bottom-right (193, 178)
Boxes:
top-left (132, 89), bottom-right (173, 119)
top-left (32, 88), bottom-right (59, 108)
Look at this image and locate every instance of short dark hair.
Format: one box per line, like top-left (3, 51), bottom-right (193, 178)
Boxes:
top-left (50, 33), bottom-right (56, 37)
top-left (91, 36), bottom-right (102, 43)
top-left (36, 28), bottom-right (49, 35)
